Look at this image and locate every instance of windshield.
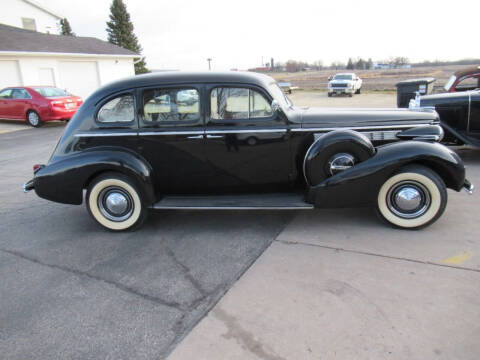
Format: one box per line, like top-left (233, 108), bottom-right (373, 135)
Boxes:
top-left (34, 87), bottom-right (71, 97)
top-left (333, 74), bottom-right (353, 80)
top-left (270, 83), bottom-right (293, 107)
top-left (444, 75), bottom-right (456, 91)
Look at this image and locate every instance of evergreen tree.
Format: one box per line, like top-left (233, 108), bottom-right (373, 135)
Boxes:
top-left (106, 0), bottom-right (149, 74)
top-left (60, 18), bottom-right (75, 36)
top-left (346, 58), bottom-right (354, 70)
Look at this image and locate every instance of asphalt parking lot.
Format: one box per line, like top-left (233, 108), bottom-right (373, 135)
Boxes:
top-left (1, 93), bottom-right (479, 359)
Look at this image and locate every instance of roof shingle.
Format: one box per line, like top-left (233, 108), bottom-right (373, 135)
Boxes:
top-left (0, 23), bottom-right (138, 56)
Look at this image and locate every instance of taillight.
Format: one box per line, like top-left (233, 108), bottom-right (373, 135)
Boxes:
top-left (33, 164), bottom-right (45, 173)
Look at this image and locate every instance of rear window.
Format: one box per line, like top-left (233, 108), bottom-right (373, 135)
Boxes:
top-left (34, 87), bottom-right (70, 97)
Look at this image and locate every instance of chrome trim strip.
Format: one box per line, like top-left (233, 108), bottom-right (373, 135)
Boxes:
top-left (75, 132), bottom-right (137, 137)
top-left (140, 130), bottom-right (204, 136)
top-left (206, 129), bottom-right (287, 134)
top-left (75, 124), bottom-right (428, 138)
top-left (292, 124), bottom-right (428, 132)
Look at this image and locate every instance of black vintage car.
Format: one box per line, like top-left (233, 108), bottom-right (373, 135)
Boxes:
top-left (23, 72), bottom-right (473, 231)
top-left (410, 89), bottom-right (480, 148)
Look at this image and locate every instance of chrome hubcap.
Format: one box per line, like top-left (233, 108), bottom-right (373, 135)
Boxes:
top-left (105, 192), bottom-right (129, 215)
top-left (328, 153), bottom-right (355, 175)
top-left (98, 187), bottom-right (133, 222)
top-left (387, 181), bottom-right (430, 219)
top-left (28, 112), bottom-right (39, 126)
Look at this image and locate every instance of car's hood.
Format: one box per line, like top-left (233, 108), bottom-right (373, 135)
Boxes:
top-left (420, 91), bottom-right (472, 107)
top-left (297, 107), bottom-right (439, 128)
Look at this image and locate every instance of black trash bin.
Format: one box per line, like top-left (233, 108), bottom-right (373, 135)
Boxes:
top-left (396, 77), bottom-right (436, 108)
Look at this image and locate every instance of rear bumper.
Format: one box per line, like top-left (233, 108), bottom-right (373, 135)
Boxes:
top-left (23, 179), bottom-right (35, 193)
top-left (43, 108), bottom-right (78, 121)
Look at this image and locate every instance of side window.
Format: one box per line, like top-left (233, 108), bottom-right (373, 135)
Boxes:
top-left (11, 89), bottom-right (30, 99)
top-left (455, 76), bottom-right (480, 91)
top-left (97, 95), bottom-right (135, 123)
top-left (249, 90), bottom-right (273, 118)
top-left (0, 89), bottom-right (12, 99)
top-left (143, 88), bottom-right (199, 122)
top-left (210, 87), bottom-right (272, 120)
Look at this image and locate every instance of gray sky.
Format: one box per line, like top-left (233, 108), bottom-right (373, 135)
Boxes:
top-left (45, 0), bottom-right (478, 70)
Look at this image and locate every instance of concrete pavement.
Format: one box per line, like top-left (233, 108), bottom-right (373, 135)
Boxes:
top-left (169, 148), bottom-right (480, 360)
top-left (0, 127), bottom-right (294, 359)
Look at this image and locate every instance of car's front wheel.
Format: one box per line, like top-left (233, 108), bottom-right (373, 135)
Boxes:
top-left (86, 173), bottom-right (147, 231)
top-left (27, 110), bottom-right (42, 127)
top-left (376, 165), bottom-right (447, 229)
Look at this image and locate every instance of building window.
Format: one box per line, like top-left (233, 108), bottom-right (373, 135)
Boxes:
top-left (22, 17), bottom-right (37, 31)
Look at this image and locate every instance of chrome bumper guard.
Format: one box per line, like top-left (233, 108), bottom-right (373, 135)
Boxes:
top-left (23, 179), bottom-right (34, 193)
top-left (463, 179), bottom-right (474, 195)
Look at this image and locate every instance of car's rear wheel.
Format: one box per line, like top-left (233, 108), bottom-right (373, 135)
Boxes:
top-left (86, 173), bottom-right (147, 231)
top-left (376, 165), bottom-right (447, 229)
top-left (27, 110), bottom-right (42, 127)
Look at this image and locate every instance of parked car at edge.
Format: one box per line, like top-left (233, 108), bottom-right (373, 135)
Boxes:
top-left (0, 86), bottom-right (83, 127)
top-left (328, 73), bottom-right (362, 97)
top-left (410, 88), bottom-right (480, 148)
top-left (23, 72), bottom-right (472, 231)
top-left (440, 65), bottom-right (480, 93)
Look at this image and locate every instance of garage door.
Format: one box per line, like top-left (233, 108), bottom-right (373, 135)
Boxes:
top-left (58, 61), bottom-right (100, 99)
top-left (0, 60), bottom-right (22, 89)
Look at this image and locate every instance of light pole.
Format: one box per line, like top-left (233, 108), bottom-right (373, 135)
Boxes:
top-left (207, 58), bottom-right (212, 70)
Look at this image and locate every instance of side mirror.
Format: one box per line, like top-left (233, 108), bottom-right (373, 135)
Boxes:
top-left (271, 100), bottom-right (281, 113)
top-left (328, 76), bottom-right (333, 81)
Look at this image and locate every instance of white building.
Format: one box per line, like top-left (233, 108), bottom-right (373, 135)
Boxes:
top-left (0, 0), bottom-right (62, 34)
top-left (0, 24), bottom-right (139, 99)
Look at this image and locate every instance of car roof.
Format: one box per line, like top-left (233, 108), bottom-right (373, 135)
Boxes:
top-left (334, 73), bottom-right (355, 76)
top-left (92, 71), bottom-right (277, 98)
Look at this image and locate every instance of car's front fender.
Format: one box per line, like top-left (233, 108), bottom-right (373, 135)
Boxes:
top-left (307, 140), bottom-right (466, 208)
top-left (33, 147), bottom-right (155, 205)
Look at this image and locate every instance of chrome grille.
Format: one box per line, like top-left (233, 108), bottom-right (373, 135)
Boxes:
top-left (361, 130), bottom-right (400, 141)
top-left (331, 83), bottom-right (348, 88)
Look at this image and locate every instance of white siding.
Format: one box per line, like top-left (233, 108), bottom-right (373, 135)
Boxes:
top-left (0, 60), bottom-right (22, 89)
top-left (0, 0), bottom-right (60, 34)
top-left (58, 61), bottom-right (100, 98)
top-left (0, 55), bottom-right (136, 99)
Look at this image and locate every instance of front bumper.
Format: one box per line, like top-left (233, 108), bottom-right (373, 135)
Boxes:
top-left (23, 179), bottom-right (35, 193)
top-left (463, 179), bottom-right (474, 194)
top-left (328, 88), bottom-right (354, 94)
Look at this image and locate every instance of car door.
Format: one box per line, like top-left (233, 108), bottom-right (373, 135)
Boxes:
top-left (204, 85), bottom-right (292, 193)
top-left (10, 89), bottom-right (31, 119)
top-left (138, 85), bottom-right (210, 194)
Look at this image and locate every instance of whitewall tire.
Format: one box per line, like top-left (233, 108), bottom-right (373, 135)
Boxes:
top-left (86, 173), bottom-right (146, 231)
top-left (377, 166), bottom-right (447, 229)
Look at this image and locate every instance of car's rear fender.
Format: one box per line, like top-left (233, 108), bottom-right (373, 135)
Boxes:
top-left (33, 147), bottom-right (155, 205)
top-left (307, 140), bottom-right (466, 208)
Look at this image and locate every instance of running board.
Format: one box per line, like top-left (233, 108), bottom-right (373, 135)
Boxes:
top-left (151, 193), bottom-right (314, 210)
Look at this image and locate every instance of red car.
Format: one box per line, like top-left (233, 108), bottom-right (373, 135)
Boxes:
top-left (0, 86), bottom-right (82, 127)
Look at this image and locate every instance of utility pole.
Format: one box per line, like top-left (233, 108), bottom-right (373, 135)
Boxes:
top-left (207, 58), bottom-right (212, 70)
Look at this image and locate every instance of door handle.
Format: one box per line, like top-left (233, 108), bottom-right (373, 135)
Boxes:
top-left (206, 134), bottom-right (223, 139)
top-left (187, 134), bottom-right (203, 139)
